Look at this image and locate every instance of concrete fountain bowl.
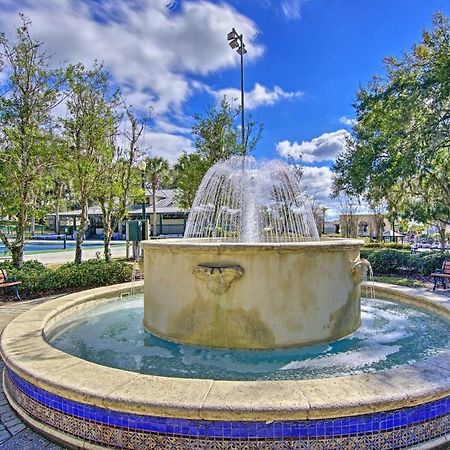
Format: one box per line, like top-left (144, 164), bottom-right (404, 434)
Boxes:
top-left (141, 237), bottom-right (367, 349)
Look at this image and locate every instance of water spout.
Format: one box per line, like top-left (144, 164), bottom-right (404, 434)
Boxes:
top-left (184, 156), bottom-right (319, 243)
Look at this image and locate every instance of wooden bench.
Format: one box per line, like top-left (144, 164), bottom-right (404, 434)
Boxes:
top-left (0, 268), bottom-right (21, 300)
top-left (431, 261), bottom-right (450, 291)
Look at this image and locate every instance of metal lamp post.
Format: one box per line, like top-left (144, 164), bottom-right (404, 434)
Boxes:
top-left (137, 160), bottom-right (147, 241)
top-left (227, 28), bottom-right (247, 156)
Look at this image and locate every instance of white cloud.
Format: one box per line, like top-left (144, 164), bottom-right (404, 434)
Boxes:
top-left (276, 129), bottom-right (350, 163)
top-left (300, 166), bottom-right (333, 203)
top-left (153, 118), bottom-right (191, 135)
top-left (143, 130), bottom-right (194, 164)
top-left (281, 0), bottom-right (303, 20)
top-left (0, 0), bottom-right (264, 114)
top-left (339, 116), bottom-right (356, 126)
top-left (214, 83), bottom-right (303, 110)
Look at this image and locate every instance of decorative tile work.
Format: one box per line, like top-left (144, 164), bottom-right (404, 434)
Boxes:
top-left (5, 369), bottom-right (450, 450)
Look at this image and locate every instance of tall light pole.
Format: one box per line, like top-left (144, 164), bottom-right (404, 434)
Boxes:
top-left (227, 28), bottom-right (247, 156)
top-left (137, 160), bottom-right (147, 241)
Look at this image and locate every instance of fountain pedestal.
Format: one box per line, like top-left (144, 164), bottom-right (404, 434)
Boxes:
top-left (141, 238), bottom-right (364, 349)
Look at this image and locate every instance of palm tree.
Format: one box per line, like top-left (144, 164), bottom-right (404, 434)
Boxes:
top-left (144, 156), bottom-right (170, 237)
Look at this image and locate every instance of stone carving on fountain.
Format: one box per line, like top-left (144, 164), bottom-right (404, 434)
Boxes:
top-left (193, 264), bottom-right (244, 295)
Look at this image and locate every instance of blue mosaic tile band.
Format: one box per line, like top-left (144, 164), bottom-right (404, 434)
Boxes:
top-left (5, 368), bottom-right (450, 449)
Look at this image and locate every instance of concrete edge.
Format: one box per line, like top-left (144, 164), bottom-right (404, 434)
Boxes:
top-left (140, 237), bottom-right (364, 253)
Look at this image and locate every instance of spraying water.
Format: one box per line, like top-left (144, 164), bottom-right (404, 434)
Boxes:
top-left (184, 156), bottom-right (319, 242)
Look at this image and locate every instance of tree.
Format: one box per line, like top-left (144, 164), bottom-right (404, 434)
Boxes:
top-left (144, 156), bottom-right (170, 237)
top-left (61, 63), bottom-right (116, 263)
top-left (174, 98), bottom-right (263, 208)
top-left (173, 153), bottom-right (208, 210)
top-left (333, 13), bottom-right (450, 234)
top-left (95, 101), bottom-right (148, 261)
top-left (0, 16), bottom-right (66, 267)
top-left (338, 196), bottom-right (359, 238)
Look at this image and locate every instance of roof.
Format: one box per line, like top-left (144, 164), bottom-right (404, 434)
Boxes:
top-left (48, 189), bottom-right (186, 217)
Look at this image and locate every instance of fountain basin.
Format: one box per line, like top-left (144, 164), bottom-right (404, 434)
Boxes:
top-left (141, 238), bottom-right (365, 349)
top-left (1, 282), bottom-right (449, 449)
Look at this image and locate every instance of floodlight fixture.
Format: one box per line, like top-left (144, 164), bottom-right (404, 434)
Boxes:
top-left (228, 39), bottom-right (239, 49)
top-left (227, 30), bottom-right (238, 41)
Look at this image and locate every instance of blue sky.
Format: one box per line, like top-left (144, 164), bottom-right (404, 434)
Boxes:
top-left (0, 0), bottom-right (449, 214)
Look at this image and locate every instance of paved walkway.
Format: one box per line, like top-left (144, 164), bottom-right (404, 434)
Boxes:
top-left (24, 242), bottom-right (127, 265)
top-left (0, 297), bottom-right (66, 449)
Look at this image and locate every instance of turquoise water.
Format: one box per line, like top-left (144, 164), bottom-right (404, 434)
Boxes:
top-left (0, 240), bottom-right (123, 255)
top-left (49, 295), bottom-right (450, 381)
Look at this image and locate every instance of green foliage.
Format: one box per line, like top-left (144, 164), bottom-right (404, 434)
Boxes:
top-left (174, 98), bottom-right (263, 209)
top-left (61, 63), bottom-right (119, 262)
top-left (192, 98), bottom-right (241, 160)
top-left (361, 248), bottom-right (450, 276)
top-left (364, 249), bottom-right (411, 274)
top-left (144, 156), bottom-right (170, 236)
top-left (333, 13), bottom-right (450, 230)
top-left (418, 252), bottom-right (450, 276)
top-left (0, 16), bottom-right (68, 266)
top-left (173, 153), bottom-right (210, 210)
top-left (0, 259), bottom-right (132, 297)
top-left (363, 242), bottom-right (411, 250)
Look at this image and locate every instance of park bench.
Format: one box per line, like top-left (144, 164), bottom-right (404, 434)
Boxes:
top-left (431, 260), bottom-right (450, 291)
top-left (0, 268), bottom-right (21, 300)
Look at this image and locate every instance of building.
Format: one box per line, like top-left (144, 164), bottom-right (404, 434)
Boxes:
top-left (45, 189), bottom-right (188, 239)
top-left (339, 213), bottom-right (391, 239)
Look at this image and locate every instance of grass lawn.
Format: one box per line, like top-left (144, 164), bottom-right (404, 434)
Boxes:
top-left (373, 275), bottom-right (425, 288)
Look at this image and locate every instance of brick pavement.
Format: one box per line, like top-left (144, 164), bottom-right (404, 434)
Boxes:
top-left (0, 298), bottom-right (66, 449)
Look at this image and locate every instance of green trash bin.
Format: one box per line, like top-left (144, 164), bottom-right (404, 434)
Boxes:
top-left (127, 220), bottom-right (147, 241)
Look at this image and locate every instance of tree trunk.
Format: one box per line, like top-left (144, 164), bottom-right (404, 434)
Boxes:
top-left (103, 213), bottom-right (113, 262)
top-left (75, 200), bottom-right (88, 263)
top-left (55, 199), bottom-right (60, 235)
top-left (152, 184), bottom-right (157, 237)
top-left (30, 214), bottom-right (35, 236)
top-left (438, 224), bottom-right (446, 251)
top-left (11, 245), bottom-right (24, 268)
top-left (11, 205), bottom-right (27, 268)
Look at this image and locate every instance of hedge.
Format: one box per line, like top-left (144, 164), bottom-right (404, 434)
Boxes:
top-left (363, 242), bottom-right (411, 250)
top-left (360, 248), bottom-right (450, 276)
top-left (0, 259), bottom-right (132, 298)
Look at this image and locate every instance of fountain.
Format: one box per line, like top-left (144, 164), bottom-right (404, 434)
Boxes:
top-left (0, 156), bottom-right (449, 449)
top-left (184, 156), bottom-right (319, 242)
top-left (142, 156), bottom-right (366, 349)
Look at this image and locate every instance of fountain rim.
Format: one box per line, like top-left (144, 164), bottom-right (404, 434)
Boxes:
top-left (1, 281), bottom-right (449, 422)
top-left (140, 237), bottom-right (364, 253)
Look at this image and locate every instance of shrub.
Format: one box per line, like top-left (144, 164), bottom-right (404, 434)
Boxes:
top-left (360, 249), bottom-right (450, 276)
top-left (364, 249), bottom-right (410, 274)
top-left (0, 259), bottom-right (132, 298)
top-left (363, 242), bottom-right (411, 250)
top-left (418, 252), bottom-right (450, 276)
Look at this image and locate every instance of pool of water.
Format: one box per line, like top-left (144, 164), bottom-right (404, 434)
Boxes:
top-left (0, 240), bottom-right (123, 254)
top-left (48, 294), bottom-right (450, 381)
